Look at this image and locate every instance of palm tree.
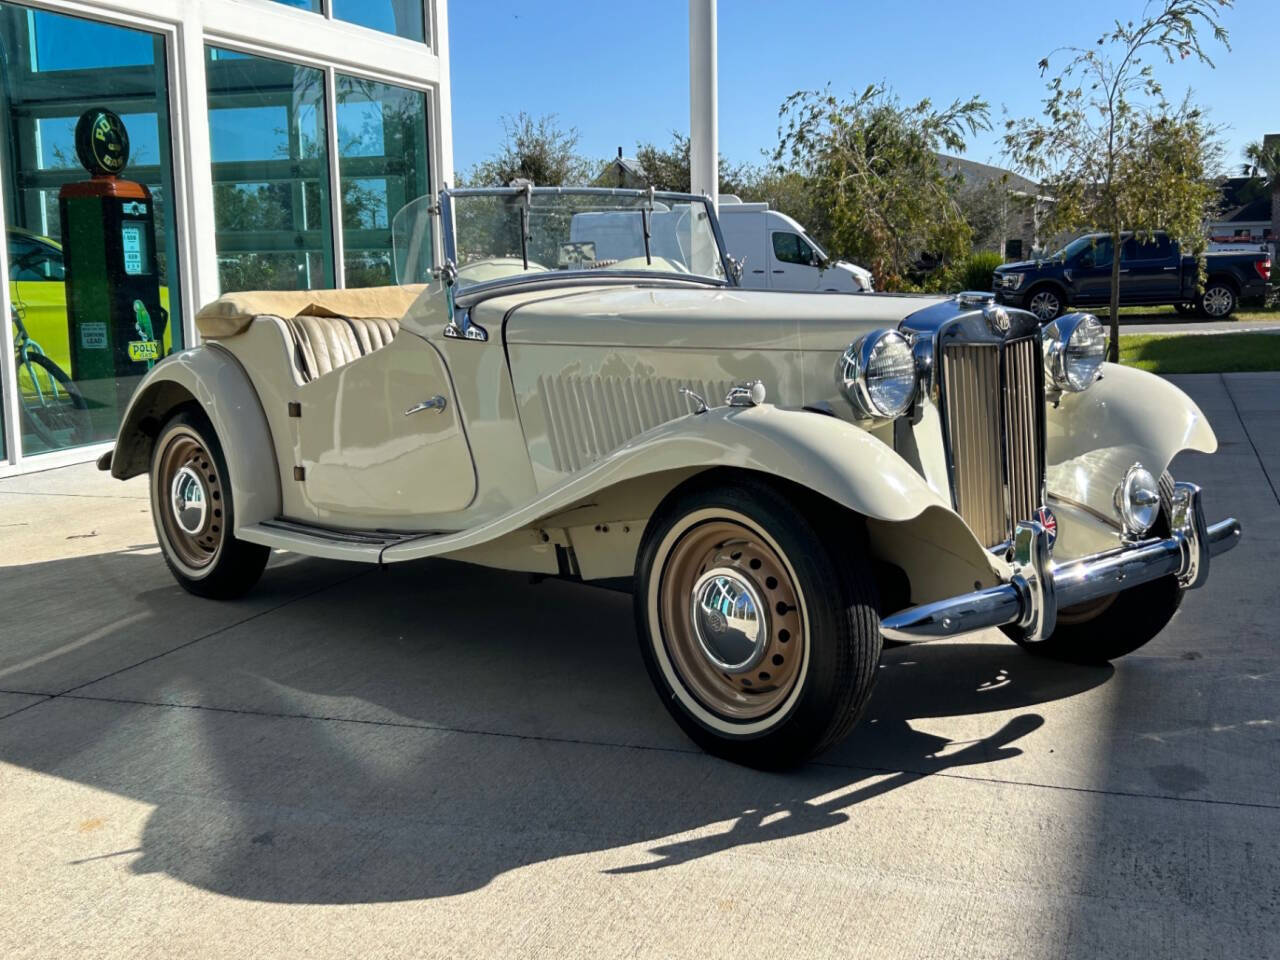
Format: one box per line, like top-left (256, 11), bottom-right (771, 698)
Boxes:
top-left (1244, 139), bottom-right (1279, 303)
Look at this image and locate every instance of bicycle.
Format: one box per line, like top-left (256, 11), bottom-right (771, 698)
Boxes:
top-left (11, 301), bottom-right (92, 450)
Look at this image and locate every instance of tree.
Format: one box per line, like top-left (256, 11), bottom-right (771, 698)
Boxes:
top-left (1004, 0), bottom-right (1231, 359)
top-left (772, 84), bottom-right (990, 289)
top-left (1243, 137), bottom-right (1280, 305)
top-left (461, 112), bottom-right (597, 187)
top-left (618, 132), bottom-right (751, 195)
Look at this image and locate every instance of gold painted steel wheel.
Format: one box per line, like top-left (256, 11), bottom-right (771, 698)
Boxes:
top-left (153, 425), bottom-right (225, 576)
top-left (635, 477), bottom-right (882, 768)
top-left (148, 411), bottom-right (269, 600)
top-left (657, 518), bottom-right (805, 722)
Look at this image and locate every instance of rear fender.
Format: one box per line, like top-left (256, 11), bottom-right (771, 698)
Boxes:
top-left (110, 346), bottom-right (281, 529)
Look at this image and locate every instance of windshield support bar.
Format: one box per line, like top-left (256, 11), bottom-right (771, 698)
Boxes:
top-left (517, 181), bottom-right (532, 271)
top-left (640, 186), bottom-right (654, 266)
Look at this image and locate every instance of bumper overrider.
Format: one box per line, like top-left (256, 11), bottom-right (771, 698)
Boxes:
top-left (881, 483), bottom-right (1241, 643)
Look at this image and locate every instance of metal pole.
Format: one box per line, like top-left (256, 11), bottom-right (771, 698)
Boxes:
top-left (689, 0), bottom-right (717, 211)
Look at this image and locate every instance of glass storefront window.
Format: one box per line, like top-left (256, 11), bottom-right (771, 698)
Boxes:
top-left (332, 0), bottom-right (426, 43)
top-left (1, 3), bottom-right (183, 456)
top-left (271, 0), bottom-right (322, 11)
top-left (336, 77), bottom-right (430, 287)
top-left (206, 47), bottom-right (334, 292)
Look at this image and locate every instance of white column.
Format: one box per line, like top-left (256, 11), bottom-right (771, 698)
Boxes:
top-left (688, 0), bottom-right (717, 210)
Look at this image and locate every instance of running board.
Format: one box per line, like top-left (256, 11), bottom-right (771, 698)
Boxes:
top-left (238, 518), bottom-right (442, 562)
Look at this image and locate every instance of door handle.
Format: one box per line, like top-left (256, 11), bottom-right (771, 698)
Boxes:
top-left (1119, 268), bottom-right (1130, 273)
top-left (405, 395), bottom-right (447, 416)
top-left (772, 269), bottom-right (785, 274)
top-left (1162, 266), bottom-right (1178, 271)
top-left (751, 269), bottom-right (765, 274)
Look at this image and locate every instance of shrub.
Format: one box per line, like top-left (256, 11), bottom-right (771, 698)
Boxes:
top-left (960, 251), bottom-right (1005, 292)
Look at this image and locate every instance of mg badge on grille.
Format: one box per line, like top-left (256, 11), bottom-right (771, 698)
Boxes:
top-left (1034, 506), bottom-right (1058, 549)
top-left (984, 303), bottom-right (1011, 336)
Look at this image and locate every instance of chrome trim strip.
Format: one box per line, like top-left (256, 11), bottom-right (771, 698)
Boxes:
top-left (880, 483), bottom-right (1241, 643)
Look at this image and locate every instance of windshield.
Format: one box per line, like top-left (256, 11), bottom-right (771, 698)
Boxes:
top-left (1052, 235), bottom-right (1102, 261)
top-left (392, 187), bottom-right (728, 290)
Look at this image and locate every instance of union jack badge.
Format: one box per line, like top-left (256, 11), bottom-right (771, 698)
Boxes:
top-left (1034, 506), bottom-right (1058, 548)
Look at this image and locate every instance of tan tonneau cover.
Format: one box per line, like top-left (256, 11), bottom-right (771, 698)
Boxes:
top-left (195, 285), bottom-right (427, 339)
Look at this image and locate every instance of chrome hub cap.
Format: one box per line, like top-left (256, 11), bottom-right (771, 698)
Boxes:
top-left (657, 518), bottom-right (805, 721)
top-left (691, 568), bottom-right (769, 672)
top-left (171, 466), bottom-right (208, 536)
top-left (153, 428), bottom-right (225, 573)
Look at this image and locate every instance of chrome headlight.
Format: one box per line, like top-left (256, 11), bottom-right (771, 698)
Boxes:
top-left (1114, 463), bottom-right (1160, 538)
top-left (837, 330), bottom-right (918, 419)
top-left (1042, 313), bottom-right (1105, 392)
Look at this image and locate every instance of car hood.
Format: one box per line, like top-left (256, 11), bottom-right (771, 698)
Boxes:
top-left (995, 260), bottom-right (1039, 272)
top-left (502, 284), bottom-right (943, 353)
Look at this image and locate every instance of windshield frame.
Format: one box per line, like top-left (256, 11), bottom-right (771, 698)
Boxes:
top-left (436, 185), bottom-right (736, 299)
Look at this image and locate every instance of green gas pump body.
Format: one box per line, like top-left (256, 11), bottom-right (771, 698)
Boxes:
top-left (58, 109), bottom-right (166, 432)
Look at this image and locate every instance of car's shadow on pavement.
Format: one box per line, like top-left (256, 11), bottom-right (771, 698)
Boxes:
top-left (0, 550), bottom-right (1112, 903)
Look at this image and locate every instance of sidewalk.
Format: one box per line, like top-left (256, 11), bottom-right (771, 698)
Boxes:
top-left (0, 373), bottom-right (1277, 960)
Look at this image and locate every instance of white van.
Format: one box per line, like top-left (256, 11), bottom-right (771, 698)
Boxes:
top-left (717, 198), bottom-right (873, 292)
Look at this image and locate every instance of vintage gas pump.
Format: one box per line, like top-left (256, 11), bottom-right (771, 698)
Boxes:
top-left (58, 108), bottom-right (167, 431)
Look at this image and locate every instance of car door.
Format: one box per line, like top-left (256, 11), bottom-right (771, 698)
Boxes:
top-left (1069, 236), bottom-right (1115, 305)
top-left (721, 213), bottom-right (768, 288)
top-left (769, 230), bottom-right (822, 291)
top-left (1120, 234), bottom-right (1179, 302)
top-left (296, 330), bottom-right (476, 528)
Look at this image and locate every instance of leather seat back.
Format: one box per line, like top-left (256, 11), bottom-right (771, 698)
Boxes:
top-left (284, 314), bottom-right (401, 381)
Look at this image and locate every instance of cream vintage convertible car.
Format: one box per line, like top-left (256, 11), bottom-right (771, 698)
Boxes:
top-left (101, 186), bottom-right (1241, 768)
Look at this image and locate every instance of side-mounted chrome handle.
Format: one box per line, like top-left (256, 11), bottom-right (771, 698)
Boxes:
top-left (405, 395), bottom-right (447, 416)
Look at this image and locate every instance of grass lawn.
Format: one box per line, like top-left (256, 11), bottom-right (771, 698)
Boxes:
top-left (1103, 304), bottom-right (1280, 323)
top-left (1118, 332), bottom-right (1280, 374)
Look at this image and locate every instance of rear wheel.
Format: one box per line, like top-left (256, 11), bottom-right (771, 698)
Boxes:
top-left (634, 477), bottom-right (881, 768)
top-left (1198, 282), bottom-right (1236, 318)
top-left (150, 410), bottom-right (269, 599)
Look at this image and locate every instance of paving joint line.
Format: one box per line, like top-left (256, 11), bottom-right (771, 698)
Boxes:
top-left (1220, 373), bottom-right (1280, 507)
top-left (0, 569), bottom-right (375, 728)
top-left (47, 689), bottom-right (1280, 814)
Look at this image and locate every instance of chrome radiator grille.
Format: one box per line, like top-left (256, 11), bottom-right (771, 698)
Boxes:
top-left (941, 336), bottom-right (1044, 548)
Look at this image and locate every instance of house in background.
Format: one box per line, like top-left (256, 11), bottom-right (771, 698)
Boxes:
top-left (938, 156), bottom-right (1052, 260)
top-left (1209, 132), bottom-right (1278, 260)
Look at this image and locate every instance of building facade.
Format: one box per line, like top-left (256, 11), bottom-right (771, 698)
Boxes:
top-left (0, 0), bottom-right (452, 474)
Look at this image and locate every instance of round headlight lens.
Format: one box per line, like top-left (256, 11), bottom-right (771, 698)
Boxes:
top-left (1114, 463), bottom-right (1160, 537)
top-left (1044, 313), bottom-right (1106, 392)
top-left (838, 330), bottom-right (918, 419)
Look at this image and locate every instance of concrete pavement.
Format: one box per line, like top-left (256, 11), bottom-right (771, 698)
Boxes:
top-left (0, 373), bottom-right (1277, 959)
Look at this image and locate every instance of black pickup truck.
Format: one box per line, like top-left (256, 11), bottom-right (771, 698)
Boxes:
top-left (992, 232), bottom-right (1271, 321)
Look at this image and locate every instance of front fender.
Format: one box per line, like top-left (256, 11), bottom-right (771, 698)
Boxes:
top-left (1047, 362), bottom-right (1216, 532)
top-left (110, 345), bottom-right (280, 530)
top-left (382, 404), bottom-right (1004, 601)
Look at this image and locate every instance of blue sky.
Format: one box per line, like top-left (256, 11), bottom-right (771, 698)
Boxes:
top-left (449, 0), bottom-right (1271, 180)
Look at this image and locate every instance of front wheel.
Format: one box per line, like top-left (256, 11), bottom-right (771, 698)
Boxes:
top-left (634, 477), bottom-right (881, 768)
top-left (16, 352), bottom-right (92, 450)
top-left (150, 410), bottom-right (269, 599)
top-left (1024, 285), bottom-right (1065, 323)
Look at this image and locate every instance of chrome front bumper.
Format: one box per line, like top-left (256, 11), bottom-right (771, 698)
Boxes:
top-left (880, 482), bottom-right (1242, 643)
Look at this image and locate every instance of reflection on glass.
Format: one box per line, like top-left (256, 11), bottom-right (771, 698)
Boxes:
top-left (206, 47), bottom-right (334, 292)
top-left (332, 0), bottom-right (426, 43)
top-left (2, 3), bottom-right (183, 457)
top-left (270, 0), bottom-right (321, 11)
top-left (337, 76), bottom-right (430, 287)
